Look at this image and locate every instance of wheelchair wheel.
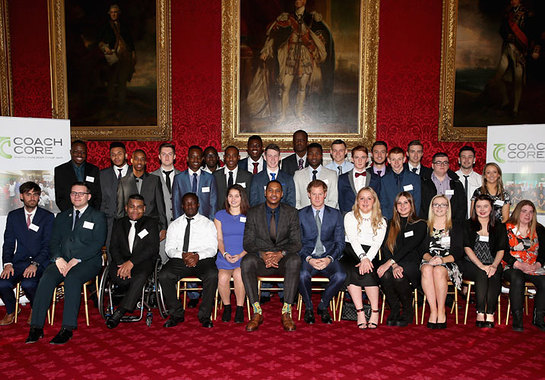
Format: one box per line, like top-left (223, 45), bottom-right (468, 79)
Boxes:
top-left (97, 263), bottom-right (114, 320)
top-left (154, 259), bottom-right (168, 319)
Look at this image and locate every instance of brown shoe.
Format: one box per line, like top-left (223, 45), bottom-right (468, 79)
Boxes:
top-left (0, 313), bottom-right (15, 326)
top-left (281, 312), bottom-right (296, 331)
top-left (245, 313), bottom-right (264, 332)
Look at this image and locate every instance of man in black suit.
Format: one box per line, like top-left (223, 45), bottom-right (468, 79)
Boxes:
top-left (54, 140), bottom-right (101, 212)
top-left (404, 140), bottom-right (433, 178)
top-left (241, 181), bottom-right (302, 332)
top-left (117, 149), bottom-right (167, 241)
top-left (213, 146), bottom-right (252, 210)
top-left (239, 135), bottom-right (265, 175)
top-left (281, 130), bottom-right (309, 176)
top-left (106, 194), bottom-right (159, 328)
top-left (26, 182), bottom-right (107, 345)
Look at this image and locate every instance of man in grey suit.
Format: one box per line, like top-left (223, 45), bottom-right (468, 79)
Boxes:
top-left (213, 146), bottom-right (252, 210)
top-left (151, 143), bottom-right (180, 263)
top-left (117, 149), bottom-right (167, 241)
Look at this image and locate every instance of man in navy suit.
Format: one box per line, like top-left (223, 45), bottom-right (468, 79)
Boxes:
top-left (0, 182), bottom-right (54, 325)
top-left (403, 140), bottom-right (432, 178)
top-left (172, 146), bottom-right (218, 220)
top-left (26, 182), bottom-right (107, 345)
top-left (239, 135), bottom-right (265, 174)
top-left (281, 130), bottom-right (309, 176)
top-left (249, 144), bottom-right (295, 207)
top-left (298, 180), bottom-right (346, 324)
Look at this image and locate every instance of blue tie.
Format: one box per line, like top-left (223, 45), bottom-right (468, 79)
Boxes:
top-left (271, 173), bottom-right (276, 180)
top-left (192, 173), bottom-right (197, 193)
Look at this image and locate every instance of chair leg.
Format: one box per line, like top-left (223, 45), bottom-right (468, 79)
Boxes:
top-left (213, 289), bottom-right (218, 321)
top-left (337, 291), bottom-right (345, 322)
top-left (454, 287), bottom-right (458, 324)
top-left (331, 295), bottom-right (336, 322)
top-left (414, 290), bottom-right (419, 325)
top-left (464, 283), bottom-right (472, 325)
top-left (380, 293), bottom-right (385, 324)
top-left (246, 296), bottom-right (251, 319)
top-left (421, 294), bottom-right (427, 325)
top-left (83, 283), bottom-right (90, 326)
top-left (15, 283), bottom-right (20, 324)
top-left (297, 294), bottom-right (302, 321)
top-left (506, 297), bottom-right (511, 325)
top-left (497, 294), bottom-right (501, 326)
top-left (525, 286), bottom-right (529, 316)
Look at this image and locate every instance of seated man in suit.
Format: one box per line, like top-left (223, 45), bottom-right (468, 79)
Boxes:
top-left (54, 140), bottom-right (101, 212)
top-left (26, 182), bottom-right (107, 345)
top-left (106, 194), bottom-right (159, 328)
top-left (294, 143), bottom-right (338, 209)
top-left (281, 130), bottom-right (309, 176)
top-left (158, 193), bottom-right (218, 328)
top-left (249, 144), bottom-right (295, 207)
top-left (172, 145), bottom-right (218, 220)
top-left (241, 181), bottom-right (302, 331)
top-left (338, 146), bottom-right (380, 214)
top-left (325, 139), bottom-right (354, 176)
top-left (404, 140), bottom-right (432, 178)
top-left (117, 149), bottom-right (167, 241)
top-left (239, 135), bottom-right (265, 174)
top-left (213, 146), bottom-right (252, 210)
top-left (0, 182), bottom-right (54, 325)
top-left (298, 180), bottom-right (345, 324)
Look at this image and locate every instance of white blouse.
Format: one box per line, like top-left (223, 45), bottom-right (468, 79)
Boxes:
top-left (344, 211), bottom-right (387, 261)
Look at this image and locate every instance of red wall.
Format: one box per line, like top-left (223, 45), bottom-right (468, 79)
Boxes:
top-left (8, 0), bottom-right (486, 172)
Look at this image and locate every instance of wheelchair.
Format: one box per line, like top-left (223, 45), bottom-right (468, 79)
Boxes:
top-left (98, 258), bottom-right (162, 326)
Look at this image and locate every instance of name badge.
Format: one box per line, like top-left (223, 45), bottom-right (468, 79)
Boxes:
top-left (240, 216), bottom-right (246, 223)
top-left (83, 221), bottom-right (94, 230)
top-left (29, 223), bottom-right (40, 232)
top-left (202, 186), bottom-right (210, 193)
top-left (441, 236), bottom-right (451, 246)
top-left (403, 184), bottom-right (413, 191)
top-left (445, 189), bottom-right (454, 195)
top-left (239, 182), bottom-right (246, 188)
top-left (85, 176), bottom-right (95, 183)
top-left (138, 229), bottom-right (149, 239)
top-left (404, 230), bottom-right (414, 238)
top-left (479, 235), bottom-right (489, 242)
top-left (494, 200), bottom-right (504, 207)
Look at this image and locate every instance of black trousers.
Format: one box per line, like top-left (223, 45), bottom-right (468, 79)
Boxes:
top-left (157, 257), bottom-right (217, 321)
top-left (241, 253), bottom-right (301, 305)
top-left (460, 260), bottom-right (502, 314)
top-left (504, 268), bottom-right (545, 312)
top-left (109, 262), bottom-right (154, 312)
top-left (379, 266), bottom-right (416, 315)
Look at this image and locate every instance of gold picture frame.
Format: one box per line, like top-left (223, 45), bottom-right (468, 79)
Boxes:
top-left (48, 0), bottom-right (171, 140)
top-left (222, 0), bottom-right (380, 150)
top-left (0, 0), bottom-right (13, 116)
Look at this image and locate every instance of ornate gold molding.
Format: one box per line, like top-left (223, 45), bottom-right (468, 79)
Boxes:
top-left (438, 0), bottom-right (486, 142)
top-left (48, 0), bottom-right (171, 140)
top-left (222, 0), bottom-right (379, 150)
top-left (0, 0), bottom-right (13, 116)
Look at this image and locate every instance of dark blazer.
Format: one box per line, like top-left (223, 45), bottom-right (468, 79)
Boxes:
top-left (2, 207), bottom-right (54, 268)
top-left (403, 163), bottom-right (433, 178)
top-left (463, 220), bottom-right (509, 257)
top-left (378, 169), bottom-right (422, 220)
top-left (116, 172), bottom-right (168, 231)
top-left (381, 219), bottom-right (428, 267)
top-left (213, 167), bottom-right (253, 210)
top-left (243, 203), bottom-right (302, 256)
top-left (239, 157), bottom-right (266, 174)
top-left (109, 215), bottom-right (159, 268)
top-left (151, 167), bottom-right (181, 224)
top-left (337, 168), bottom-right (381, 214)
top-left (422, 220), bottom-right (465, 262)
top-left (281, 153), bottom-right (308, 176)
top-left (99, 165), bottom-right (132, 220)
top-left (49, 206), bottom-right (107, 264)
top-left (420, 174), bottom-right (467, 221)
top-left (54, 160), bottom-right (102, 212)
top-left (172, 170), bottom-right (218, 220)
top-left (249, 169), bottom-right (296, 207)
top-left (298, 205), bottom-right (345, 261)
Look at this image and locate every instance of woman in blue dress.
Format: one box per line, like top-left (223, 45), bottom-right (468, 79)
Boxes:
top-left (214, 184), bottom-right (249, 323)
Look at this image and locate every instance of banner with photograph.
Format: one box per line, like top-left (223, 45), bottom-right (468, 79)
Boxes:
top-left (487, 124), bottom-right (545, 223)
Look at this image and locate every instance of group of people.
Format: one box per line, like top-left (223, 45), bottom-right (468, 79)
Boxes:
top-left (1, 131), bottom-right (544, 345)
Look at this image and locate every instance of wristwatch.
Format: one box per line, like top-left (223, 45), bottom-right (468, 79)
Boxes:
top-left (223, 252), bottom-right (229, 258)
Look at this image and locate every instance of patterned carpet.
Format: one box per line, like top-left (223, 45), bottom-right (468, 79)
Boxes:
top-left (1, 295), bottom-right (544, 379)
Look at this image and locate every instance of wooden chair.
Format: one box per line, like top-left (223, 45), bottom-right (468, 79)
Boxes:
top-left (50, 277), bottom-right (98, 326)
top-left (420, 281), bottom-right (459, 324)
top-left (296, 277), bottom-right (338, 321)
top-left (215, 277), bottom-right (251, 320)
top-left (504, 281), bottom-right (536, 325)
top-left (176, 277), bottom-right (219, 320)
top-left (379, 288), bottom-right (421, 325)
top-left (462, 279), bottom-right (502, 325)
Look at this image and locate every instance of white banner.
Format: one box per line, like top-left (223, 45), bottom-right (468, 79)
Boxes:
top-left (487, 124), bottom-right (545, 223)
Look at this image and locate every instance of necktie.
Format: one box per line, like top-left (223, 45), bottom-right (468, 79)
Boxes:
top-left (270, 172), bottom-right (276, 180)
top-left (182, 217), bottom-right (193, 253)
top-left (314, 210), bottom-right (324, 256)
top-left (72, 210), bottom-right (80, 231)
top-left (128, 220), bottom-right (137, 253)
top-left (192, 173), bottom-right (198, 193)
top-left (312, 170), bottom-right (317, 181)
top-left (298, 158), bottom-right (304, 170)
top-left (26, 214), bottom-right (31, 229)
top-left (355, 172), bottom-right (366, 178)
top-left (464, 175), bottom-right (469, 200)
top-left (337, 166), bottom-right (342, 175)
top-left (135, 177), bottom-right (142, 194)
top-left (253, 162), bottom-right (259, 174)
top-left (412, 167), bottom-right (418, 174)
top-left (269, 210), bottom-right (277, 243)
top-left (228, 171), bottom-right (234, 188)
top-left (377, 170), bottom-right (382, 177)
top-left (163, 170), bottom-right (173, 193)
top-left (117, 168), bottom-right (123, 180)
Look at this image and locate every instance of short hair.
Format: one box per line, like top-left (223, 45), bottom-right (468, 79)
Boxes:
top-left (331, 139), bottom-right (346, 148)
top-left (388, 147), bottom-right (405, 156)
top-left (128, 193), bottom-right (145, 203)
top-left (371, 141), bottom-right (387, 151)
top-left (293, 130), bottom-right (308, 139)
top-left (265, 143), bottom-right (280, 154)
top-left (19, 181), bottom-right (41, 195)
top-left (159, 142), bottom-right (176, 154)
top-left (248, 135), bottom-right (262, 144)
top-left (132, 149), bottom-right (146, 157)
top-left (407, 140), bottom-right (423, 150)
top-left (182, 192), bottom-right (199, 204)
top-left (459, 145), bottom-right (475, 157)
top-left (225, 184), bottom-right (250, 215)
top-left (432, 152), bottom-right (449, 161)
top-left (307, 179), bottom-right (328, 193)
top-left (307, 142), bottom-right (322, 152)
top-left (224, 145), bottom-right (239, 154)
top-left (266, 180), bottom-right (283, 191)
top-left (109, 142), bottom-right (126, 151)
top-left (71, 181), bottom-right (91, 192)
top-left (351, 145), bottom-right (368, 155)
top-left (188, 145), bottom-right (203, 155)
top-left (204, 146), bottom-right (219, 155)
top-left (71, 140), bottom-right (86, 147)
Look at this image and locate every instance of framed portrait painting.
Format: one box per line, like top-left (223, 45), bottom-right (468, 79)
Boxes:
top-left (48, 0), bottom-right (171, 140)
top-left (439, 0), bottom-right (545, 141)
top-left (222, 0), bottom-right (380, 150)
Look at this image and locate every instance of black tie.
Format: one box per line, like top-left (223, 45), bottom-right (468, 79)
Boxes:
top-left (117, 168), bottom-right (123, 180)
top-left (412, 167), bottom-right (418, 174)
top-left (269, 210), bottom-right (277, 243)
top-left (377, 170), bottom-right (382, 177)
top-left (163, 170), bottom-right (173, 193)
top-left (192, 173), bottom-right (198, 193)
top-left (228, 171), bottom-right (234, 188)
top-left (312, 170), bottom-right (317, 181)
top-left (464, 175), bottom-right (469, 200)
top-left (337, 166), bottom-right (342, 175)
top-left (72, 210), bottom-right (80, 231)
top-left (182, 217), bottom-right (193, 253)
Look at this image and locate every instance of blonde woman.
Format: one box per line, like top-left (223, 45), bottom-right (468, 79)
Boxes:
top-left (471, 163), bottom-right (510, 223)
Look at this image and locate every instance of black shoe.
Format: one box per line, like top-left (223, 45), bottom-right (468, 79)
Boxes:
top-left (317, 307), bottom-right (332, 324)
top-left (436, 322), bottom-right (447, 329)
top-left (476, 320), bottom-right (485, 328)
top-left (222, 305), bottom-right (232, 322)
top-left (106, 309), bottom-right (125, 329)
top-left (187, 298), bottom-right (199, 309)
top-left (483, 321), bottom-right (494, 328)
top-left (200, 318), bottom-right (213, 328)
top-left (49, 328), bottom-right (73, 345)
top-left (163, 314), bottom-right (184, 328)
top-left (532, 310), bottom-right (545, 331)
top-left (386, 311), bottom-right (400, 326)
top-left (234, 306), bottom-right (244, 323)
top-left (396, 310), bottom-right (413, 327)
top-left (427, 322), bottom-right (437, 329)
top-left (259, 295), bottom-right (270, 304)
top-left (512, 310), bottom-right (523, 332)
top-left (304, 309), bottom-right (315, 324)
top-left (25, 327), bottom-right (44, 344)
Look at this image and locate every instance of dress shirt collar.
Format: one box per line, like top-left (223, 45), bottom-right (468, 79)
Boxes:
top-left (267, 168), bottom-right (279, 180)
top-left (373, 165), bottom-right (386, 176)
top-left (24, 207), bottom-right (37, 222)
top-left (188, 168), bottom-right (201, 176)
top-left (114, 163), bottom-right (129, 177)
top-left (249, 156), bottom-right (263, 165)
top-left (309, 165), bottom-right (322, 179)
top-left (225, 166), bottom-right (238, 181)
top-left (408, 163), bottom-right (421, 173)
top-left (73, 204), bottom-right (89, 214)
top-left (311, 205), bottom-right (325, 221)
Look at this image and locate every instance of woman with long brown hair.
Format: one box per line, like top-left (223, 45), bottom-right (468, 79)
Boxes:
top-left (470, 163), bottom-right (510, 223)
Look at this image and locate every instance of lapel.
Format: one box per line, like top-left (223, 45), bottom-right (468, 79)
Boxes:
top-left (127, 174), bottom-right (139, 194)
top-left (347, 170), bottom-right (356, 194)
top-left (71, 207), bottom-right (91, 232)
top-left (306, 206), bottom-right (318, 237)
top-left (365, 169), bottom-right (371, 187)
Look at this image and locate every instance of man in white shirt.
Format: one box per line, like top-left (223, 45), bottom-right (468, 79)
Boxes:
top-left (325, 139), bottom-right (354, 176)
top-left (455, 146), bottom-right (482, 218)
top-left (239, 135), bottom-right (265, 175)
top-left (158, 193), bottom-right (218, 328)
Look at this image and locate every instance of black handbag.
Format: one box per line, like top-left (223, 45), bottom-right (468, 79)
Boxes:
top-left (341, 302), bottom-right (371, 321)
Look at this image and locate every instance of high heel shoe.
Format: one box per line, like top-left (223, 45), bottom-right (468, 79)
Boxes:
top-left (356, 308), bottom-right (367, 329)
top-left (367, 310), bottom-right (380, 329)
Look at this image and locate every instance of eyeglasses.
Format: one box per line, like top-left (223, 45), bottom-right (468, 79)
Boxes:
top-left (70, 191), bottom-right (89, 197)
top-left (432, 203), bottom-right (448, 208)
top-left (433, 161), bottom-right (449, 166)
